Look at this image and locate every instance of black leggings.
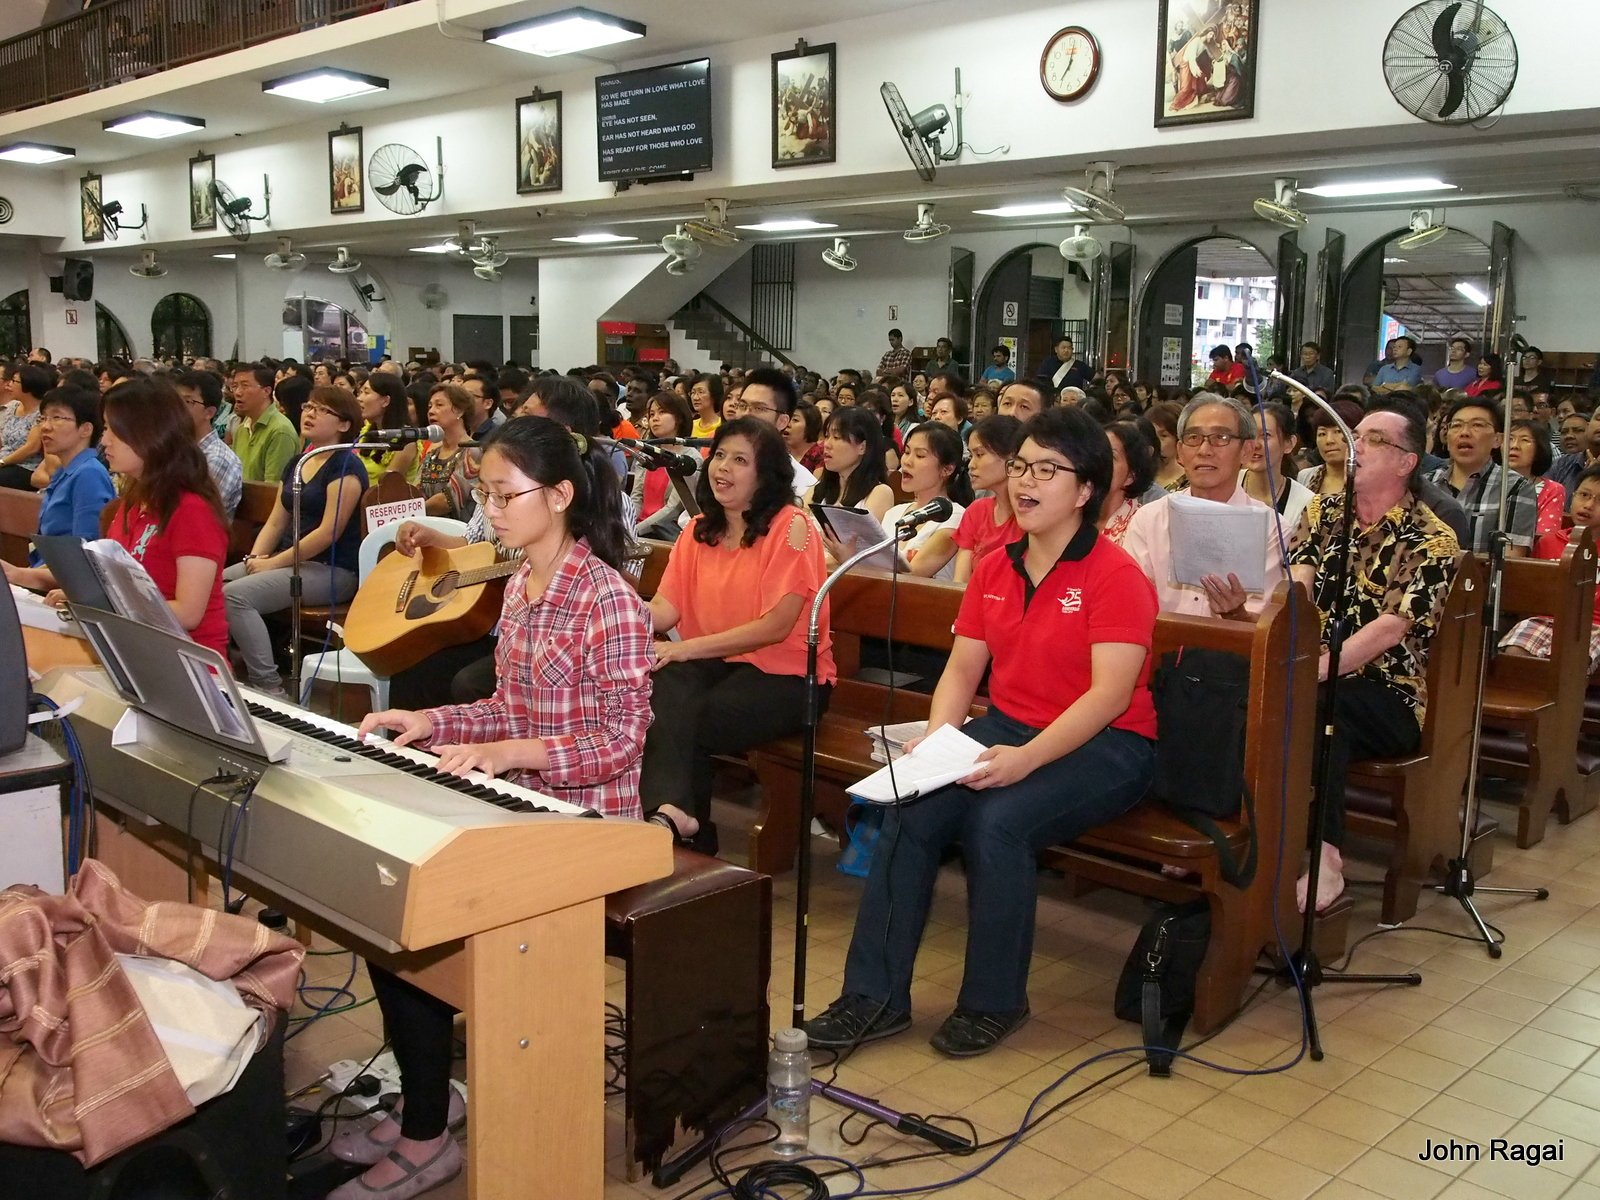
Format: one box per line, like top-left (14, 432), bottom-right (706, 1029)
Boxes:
top-left (367, 964), bottom-right (457, 1140)
top-left (638, 659), bottom-right (825, 853)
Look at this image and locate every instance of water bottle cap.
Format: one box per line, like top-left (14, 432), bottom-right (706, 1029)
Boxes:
top-left (774, 1027), bottom-right (808, 1053)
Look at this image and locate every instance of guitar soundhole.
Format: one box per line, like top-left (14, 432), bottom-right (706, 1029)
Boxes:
top-left (430, 571), bottom-right (461, 599)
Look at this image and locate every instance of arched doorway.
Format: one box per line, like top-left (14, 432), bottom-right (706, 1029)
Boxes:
top-left (974, 243), bottom-right (1097, 381)
top-left (1136, 236), bottom-right (1276, 389)
top-left (285, 296), bottom-right (369, 362)
top-left (1336, 228), bottom-right (1492, 386)
top-left (151, 293), bottom-right (211, 359)
top-left (96, 302), bottom-right (134, 361)
top-left (0, 289), bottom-right (30, 359)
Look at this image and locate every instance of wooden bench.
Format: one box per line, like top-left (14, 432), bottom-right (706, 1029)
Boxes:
top-left (0, 485), bottom-right (42, 568)
top-left (1477, 529), bottom-right (1597, 847)
top-left (730, 563), bottom-right (1318, 1034)
top-left (1346, 555), bottom-right (1491, 924)
top-left (228, 480), bottom-right (279, 565)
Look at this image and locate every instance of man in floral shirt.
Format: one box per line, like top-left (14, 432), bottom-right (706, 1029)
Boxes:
top-left (1288, 403), bottom-right (1459, 915)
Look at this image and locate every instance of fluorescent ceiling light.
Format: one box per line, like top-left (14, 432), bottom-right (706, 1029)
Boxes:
top-left (552, 232), bottom-right (638, 244)
top-left (0, 141), bottom-right (74, 164)
top-left (484, 6), bottom-right (645, 56)
top-left (410, 243), bottom-right (455, 254)
top-left (1300, 178), bottom-right (1455, 198)
top-left (1383, 257), bottom-right (1407, 263)
top-left (1456, 281), bottom-right (1490, 306)
top-left (103, 111), bottom-right (206, 139)
top-left (972, 201), bottom-right (1080, 218)
top-left (734, 219), bottom-right (838, 232)
top-left (213, 253), bottom-right (237, 260)
top-left (262, 68), bottom-right (389, 103)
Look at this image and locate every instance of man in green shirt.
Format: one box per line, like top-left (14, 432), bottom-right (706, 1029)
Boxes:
top-left (230, 363), bottom-right (300, 483)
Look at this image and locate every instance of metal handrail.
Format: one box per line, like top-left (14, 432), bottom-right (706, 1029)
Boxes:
top-left (689, 293), bottom-right (796, 369)
top-left (0, 0), bottom-right (417, 118)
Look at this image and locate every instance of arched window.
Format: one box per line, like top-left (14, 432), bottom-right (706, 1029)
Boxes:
top-left (96, 302), bottom-right (134, 362)
top-left (0, 290), bottom-right (30, 360)
top-left (151, 292), bottom-right (211, 359)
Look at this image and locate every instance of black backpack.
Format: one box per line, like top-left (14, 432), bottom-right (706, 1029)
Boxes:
top-left (1115, 898), bottom-right (1211, 1075)
top-left (1147, 647), bottom-right (1256, 888)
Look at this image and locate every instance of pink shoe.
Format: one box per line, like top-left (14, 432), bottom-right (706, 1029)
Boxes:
top-left (328, 1089), bottom-right (465, 1165)
top-left (327, 1138), bottom-right (462, 1200)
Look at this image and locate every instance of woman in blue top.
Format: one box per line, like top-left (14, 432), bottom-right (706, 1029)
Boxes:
top-left (1, 387), bottom-right (114, 578)
top-left (222, 385), bottom-right (367, 696)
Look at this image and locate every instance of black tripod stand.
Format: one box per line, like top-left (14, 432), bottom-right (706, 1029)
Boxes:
top-left (1268, 374), bottom-right (1422, 1060)
top-left (1430, 339), bottom-right (1549, 954)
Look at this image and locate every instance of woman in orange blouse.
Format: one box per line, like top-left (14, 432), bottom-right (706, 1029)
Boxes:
top-left (639, 417), bottom-right (834, 854)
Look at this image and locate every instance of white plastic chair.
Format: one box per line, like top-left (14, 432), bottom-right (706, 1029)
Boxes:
top-left (301, 515), bottom-right (470, 710)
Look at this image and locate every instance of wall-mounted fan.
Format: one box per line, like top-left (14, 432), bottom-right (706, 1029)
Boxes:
top-left (686, 198), bottom-right (740, 247)
top-left (419, 283), bottom-right (449, 309)
top-left (327, 246), bottom-right (362, 274)
top-left (130, 249), bottom-right (166, 278)
top-left (903, 203), bottom-right (949, 244)
top-left (1058, 226), bottom-right (1103, 264)
top-left (1396, 208), bottom-right (1449, 249)
top-left (822, 238), bottom-right (856, 271)
top-left (263, 237), bottom-right (306, 271)
top-left (662, 224), bottom-right (702, 275)
top-left (91, 197), bottom-right (147, 240)
top-left (211, 176), bottom-right (270, 242)
top-left (1062, 162), bottom-right (1124, 223)
top-left (881, 82), bottom-right (953, 183)
top-left (370, 139), bottom-right (444, 216)
top-left (1253, 178), bottom-right (1307, 229)
top-left (1383, 2), bottom-right (1517, 125)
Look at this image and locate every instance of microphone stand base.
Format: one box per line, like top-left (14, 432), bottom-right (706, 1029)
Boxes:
top-left (1432, 856), bottom-right (1547, 960)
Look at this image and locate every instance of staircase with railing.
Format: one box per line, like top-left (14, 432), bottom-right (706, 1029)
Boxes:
top-left (670, 293), bottom-right (795, 372)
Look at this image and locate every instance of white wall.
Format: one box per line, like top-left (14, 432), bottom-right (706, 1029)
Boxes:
top-left (537, 252), bottom-right (663, 371)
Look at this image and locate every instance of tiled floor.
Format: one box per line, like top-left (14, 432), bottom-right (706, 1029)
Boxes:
top-left (285, 784), bottom-right (1600, 1200)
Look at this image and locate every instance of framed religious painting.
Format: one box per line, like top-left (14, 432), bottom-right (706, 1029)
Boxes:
top-left (1155, 0), bottom-right (1260, 128)
top-left (515, 91), bottom-right (563, 194)
top-left (329, 126), bottom-right (364, 214)
top-left (772, 41), bottom-right (836, 168)
top-left (80, 173), bottom-right (104, 243)
top-left (189, 153), bottom-right (216, 231)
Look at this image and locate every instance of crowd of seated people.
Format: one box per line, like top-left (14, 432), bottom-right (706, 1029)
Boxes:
top-left (8, 333), bottom-right (1600, 1111)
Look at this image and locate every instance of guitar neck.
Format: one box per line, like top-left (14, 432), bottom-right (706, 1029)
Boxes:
top-left (454, 558), bottom-right (522, 588)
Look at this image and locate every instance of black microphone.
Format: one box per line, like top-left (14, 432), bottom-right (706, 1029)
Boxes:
top-left (1509, 333), bottom-right (1530, 353)
top-left (645, 436), bottom-right (718, 448)
top-left (369, 424), bottom-right (444, 446)
top-left (609, 438), bottom-right (701, 478)
top-left (895, 497), bottom-right (954, 529)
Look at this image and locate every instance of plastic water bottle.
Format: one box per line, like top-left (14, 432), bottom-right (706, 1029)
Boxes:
top-left (767, 1027), bottom-right (811, 1157)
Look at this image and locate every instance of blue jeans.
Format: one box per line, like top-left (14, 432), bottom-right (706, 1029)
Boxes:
top-left (841, 709), bottom-right (1156, 1014)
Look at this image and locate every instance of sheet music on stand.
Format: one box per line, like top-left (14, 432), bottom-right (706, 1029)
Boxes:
top-left (81, 540), bottom-right (190, 638)
top-left (1166, 493), bottom-right (1269, 591)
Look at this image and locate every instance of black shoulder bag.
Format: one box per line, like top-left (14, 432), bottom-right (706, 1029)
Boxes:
top-left (1115, 898), bottom-right (1211, 1075)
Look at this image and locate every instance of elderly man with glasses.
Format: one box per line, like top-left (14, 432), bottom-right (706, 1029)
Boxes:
top-left (1122, 392), bottom-right (1285, 617)
top-left (1288, 399), bottom-right (1461, 914)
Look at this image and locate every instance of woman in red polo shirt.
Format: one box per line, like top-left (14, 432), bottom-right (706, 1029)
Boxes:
top-left (806, 406), bottom-right (1159, 1058)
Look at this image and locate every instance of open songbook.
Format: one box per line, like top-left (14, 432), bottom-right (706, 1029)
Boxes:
top-left (849, 723), bottom-right (991, 804)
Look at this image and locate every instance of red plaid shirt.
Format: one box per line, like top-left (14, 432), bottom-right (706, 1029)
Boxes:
top-left (421, 538), bottom-right (654, 817)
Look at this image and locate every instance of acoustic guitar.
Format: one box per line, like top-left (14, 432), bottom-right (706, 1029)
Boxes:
top-left (343, 542), bottom-right (519, 676)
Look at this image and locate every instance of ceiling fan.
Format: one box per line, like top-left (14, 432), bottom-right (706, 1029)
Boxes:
top-left (1253, 178), bottom-right (1308, 229)
top-left (1383, 1), bottom-right (1517, 124)
top-left (129, 248), bottom-right (166, 278)
top-left (1396, 208), bottom-right (1449, 249)
top-left (1061, 162), bottom-right (1124, 223)
top-left (327, 246), bottom-right (362, 274)
top-left (1058, 226), bottom-right (1103, 264)
top-left (685, 198), bottom-right (740, 247)
top-left (662, 224), bottom-right (702, 275)
top-left (903, 203), bottom-right (950, 244)
top-left (263, 236), bottom-right (306, 271)
top-left (821, 238), bottom-right (857, 271)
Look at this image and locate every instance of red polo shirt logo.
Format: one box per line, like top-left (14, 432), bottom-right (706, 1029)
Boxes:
top-left (1059, 588), bottom-right (1083, 614)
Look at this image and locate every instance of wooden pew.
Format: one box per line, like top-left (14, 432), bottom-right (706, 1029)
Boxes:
top-left (1477, 529), bottom-right (1597, 847)
top-left (1346, 555), bottom-right (1488, 924)
top-left (228, 480), bottom-right (279, 565)
top-left (0, 485), bottom-right (41, 567)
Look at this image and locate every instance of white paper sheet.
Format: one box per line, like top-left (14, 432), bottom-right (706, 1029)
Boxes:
top-left (1166, 493), bottom-right (1269, 592)
top-left (849, 723), bottom-right (990, 804)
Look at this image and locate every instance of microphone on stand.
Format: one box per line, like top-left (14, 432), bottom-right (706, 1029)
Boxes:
top-left (602, 437), bottom-right (702, 478)
top-left (644, 436), bottom-right (718, 448)
top-left (368, 424), bottom-right (444, 446)
top-left (894, 496), bottom-right (954, 531)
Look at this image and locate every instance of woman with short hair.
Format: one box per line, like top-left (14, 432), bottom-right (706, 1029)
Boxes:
top-left (417, 383), bottom-right (480, 520)
top-left (632, 392), bottom-right (698, 540)
top-left (1100, 420), bottom-right (1158, 545)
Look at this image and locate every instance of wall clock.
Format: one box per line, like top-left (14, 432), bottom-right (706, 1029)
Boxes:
top-left (1041, 26), bottom-right (1100, 102)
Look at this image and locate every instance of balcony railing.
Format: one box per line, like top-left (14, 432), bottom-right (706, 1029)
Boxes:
top-left (0, 0), bottom-right (418, 118)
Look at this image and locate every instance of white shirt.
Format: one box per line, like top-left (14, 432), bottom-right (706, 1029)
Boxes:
top-left (790, 455), bottom-right (816, 501)
top-left (1122, 485), bottom-right (1285, 617)
top-left (881, 500), bottom-right (965, 580)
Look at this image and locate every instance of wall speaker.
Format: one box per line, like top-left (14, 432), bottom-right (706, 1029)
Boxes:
top-left (62, 258), bottom-right (94, 302)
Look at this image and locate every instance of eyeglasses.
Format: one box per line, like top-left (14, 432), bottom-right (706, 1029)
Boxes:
top-left (725, 400), bottom-right (778, 418)
top-left (471, 484), bottom-right (547, 510)
top-left (1446, 420), bottom-right (1497, 434)
top-left (1004, 456), bottom-right (1080, 482)
top-left (1355, 432), bottom-right (1406, 452)
top-left (303, 403), bottom-right (340, 419)
top-left (1178, 431), bottom-right (1242, 448)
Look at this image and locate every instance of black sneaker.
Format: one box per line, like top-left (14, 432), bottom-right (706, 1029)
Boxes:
top-left (803, 994), bottom-right (912, 1049)
top-left (929, 1006), bottom-right (1030, 1057)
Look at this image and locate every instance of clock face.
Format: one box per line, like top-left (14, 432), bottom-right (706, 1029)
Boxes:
top-left (1041, 27), bottom-right (1099, 102)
